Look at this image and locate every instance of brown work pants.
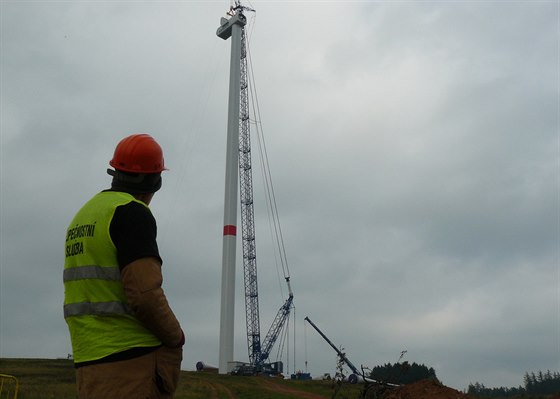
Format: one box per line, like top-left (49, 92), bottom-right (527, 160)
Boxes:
top-left (76, 346), bottom-right (183, 399)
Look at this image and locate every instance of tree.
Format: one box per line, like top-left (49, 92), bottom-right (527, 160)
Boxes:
top-left (369, 362), bottom-right (437, 385)
top-left (467, 382), bottom-right (525, 398)
top-left (524, 369), bottom-right (560, 395)
top-left (470, 369), bottom-right (560, 397)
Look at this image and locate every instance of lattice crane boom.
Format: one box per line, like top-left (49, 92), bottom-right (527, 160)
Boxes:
top-left (259, 278), bottom-right (294, 364)
top-left (238, 22), bottom-right (263, 366)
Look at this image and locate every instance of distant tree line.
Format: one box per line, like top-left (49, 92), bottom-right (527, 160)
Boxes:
top-left (467, 370), bottom-right (560, 397)
top-left (368, 362), bottom-right (437, 385)
top-left (466, 382), bottom-right (525, 398)
top-left (524, 370), bottom-right (560, 395)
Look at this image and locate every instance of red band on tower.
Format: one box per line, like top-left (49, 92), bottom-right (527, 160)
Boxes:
top-left (223, 225), bottom-right (237, 236)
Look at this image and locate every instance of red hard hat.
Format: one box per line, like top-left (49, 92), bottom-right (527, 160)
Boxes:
top-left (109, 134), bottom-right (167, 173)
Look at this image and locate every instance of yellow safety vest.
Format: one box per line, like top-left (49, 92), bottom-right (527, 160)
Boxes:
top-left (64, 191), bottom-right (162, 363)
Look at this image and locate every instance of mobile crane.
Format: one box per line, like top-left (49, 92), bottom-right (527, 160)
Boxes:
top-left (305, 317), bottom-right (402, 399)
top-left (304, 316), bottom-right (364, 383)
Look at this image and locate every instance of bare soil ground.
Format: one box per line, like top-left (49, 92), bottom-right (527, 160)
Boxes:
top-left (382, 379), bottom-right (473, 399)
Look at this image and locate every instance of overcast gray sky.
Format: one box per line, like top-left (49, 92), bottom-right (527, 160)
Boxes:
top-left (1, 0), bottom-right (558, 391)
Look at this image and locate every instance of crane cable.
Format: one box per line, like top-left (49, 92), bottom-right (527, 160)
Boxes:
top-left (245, 21), bottom-right (292, 287)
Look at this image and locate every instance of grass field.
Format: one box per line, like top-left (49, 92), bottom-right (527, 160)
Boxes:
top-left (0, 358), bottom-right (362, 399)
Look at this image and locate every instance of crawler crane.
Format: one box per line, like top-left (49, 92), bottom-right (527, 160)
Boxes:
top-left (217, 2), bottom-right (294, 375)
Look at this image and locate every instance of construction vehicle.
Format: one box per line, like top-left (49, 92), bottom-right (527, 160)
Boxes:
top-left (305, 316), bottom-right (401, 399)
top-left (304, 316), bottom-right (366, 384)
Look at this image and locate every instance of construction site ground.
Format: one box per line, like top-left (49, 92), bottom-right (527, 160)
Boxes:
top-left (1, 358), bottom-right (559, 399)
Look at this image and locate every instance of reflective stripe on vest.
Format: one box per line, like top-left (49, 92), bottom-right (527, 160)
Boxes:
top-left (63, 265), bottom-right (124, 319)
top-left (63, 265), bottom-right (121, 282)
top-left (63, 301), bottom-right (133, 318)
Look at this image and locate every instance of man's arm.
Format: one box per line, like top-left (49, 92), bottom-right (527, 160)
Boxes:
top-left (121, 256), bottom-right (184, 348)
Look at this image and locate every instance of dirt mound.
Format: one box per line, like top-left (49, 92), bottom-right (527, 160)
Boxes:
top-left (383, 379), bottom-right (472, 399)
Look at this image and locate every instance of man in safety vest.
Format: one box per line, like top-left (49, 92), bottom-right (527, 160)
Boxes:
top-left (64, 134), bottom-right (185, 398)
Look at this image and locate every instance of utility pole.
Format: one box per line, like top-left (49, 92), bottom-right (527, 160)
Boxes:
top-left (216, 10), bottom-right (247, 375)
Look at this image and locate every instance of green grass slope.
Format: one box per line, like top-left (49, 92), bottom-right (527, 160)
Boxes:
top-left (0, 358), bottom-right (361, 399)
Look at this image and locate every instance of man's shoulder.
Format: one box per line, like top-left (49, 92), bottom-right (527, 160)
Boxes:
top-left (114, 199), bottom-right (154, 224)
